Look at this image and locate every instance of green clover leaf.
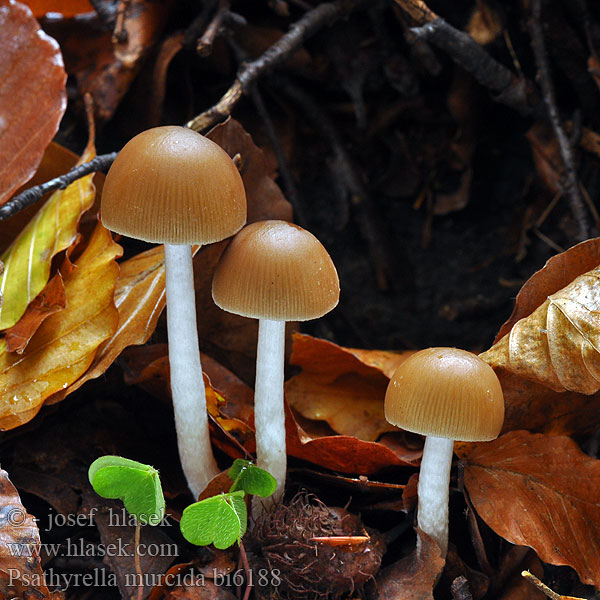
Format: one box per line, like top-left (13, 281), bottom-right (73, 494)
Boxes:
top-left (227, 459), bottom-right (277, 497)
top-left (88, 456), bottom-right (165, 526)
top-left (180, 491), bottom-right (247, 549)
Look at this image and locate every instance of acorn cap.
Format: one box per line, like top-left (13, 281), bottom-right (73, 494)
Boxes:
top-left (384, 347), bottom-right (504, 442)
top-left (101, 126), bottom-right (246, 244)
top-left (212, 220), bottom-right (340, 321)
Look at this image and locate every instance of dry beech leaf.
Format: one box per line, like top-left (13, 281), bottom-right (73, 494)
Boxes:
top-left (481, 240), bottom-right (600, 434)
top-left (0, 224), bottom-right (121, 430)
top-left (286, 334), bottom-right (412, 441)
top-left (0, 0), bottom-right (66, 206)
top-left (376, 530), bottom-right (444, 600)
top-left (4, 272), bottom-right (66, 353)
top-left (459, 431), bottom-right (600, 587)
top-left (46, 244), bottom-right (167, 404)
top-left (0, 468), bottom-right (59, 599)
top-left (0, 137), bottom-right (96, 330)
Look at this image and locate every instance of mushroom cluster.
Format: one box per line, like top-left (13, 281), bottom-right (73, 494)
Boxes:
top-left (384, 347), bottom-right (504, 557)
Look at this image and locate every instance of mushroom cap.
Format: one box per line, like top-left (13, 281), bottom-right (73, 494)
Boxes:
top-left (212, 220), bottom-right (340, 321)
top-left (101, 126), bottom-right (246, 244)
top-left (384, 347), bottom-right (504, 442)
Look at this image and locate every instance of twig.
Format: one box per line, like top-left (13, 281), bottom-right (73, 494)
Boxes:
top-left (395, 0), bottom-right (538, 116)
top-left (521, 570), bottom-right (586, 600)
top-left (197, 0), bottom-right (231, 57)
top-left (113, 0), bottom-right (131, 43)
top-left (186, 0), bottom-right (372, 132)
top-left (0, 153), bottom-right (117, 221)
top-left (238, 541), bottom-right (253, 600)
top-left (530, 0), bottom-right (589, 241)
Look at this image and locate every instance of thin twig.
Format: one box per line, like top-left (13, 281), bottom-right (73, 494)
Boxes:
top-left (238, 541), bottom-right (253, 600)
top-left (197, 0), bottom-right (231, 57)
top-left (395, 0), bottom-right (539, 116)
top-left (0, 153), bottom-right (117, 221)
top-left (530, 0), bottom-right (589, 240)
top-left (186, 0), bottom-right (372, 132)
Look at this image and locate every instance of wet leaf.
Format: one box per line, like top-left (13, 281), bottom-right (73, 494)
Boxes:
top-left (0, 139), bottom-right (96, 330)
top-left (0, 468), bottom-right (56, 599)
top-left (0, 224), bottom-right (122, 430)
top-left (0, 0), bottom-right (67, 206)
top-left (286, 334), bottom-right (412, 441)
top-left (4, 272), bottom-right (66, 353)
top-left (460, 431), bottom-right (600, 587)
top-left (376, 530), bottom-right (444, 600)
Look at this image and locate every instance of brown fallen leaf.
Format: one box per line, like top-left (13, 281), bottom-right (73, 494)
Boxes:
top-left (0, 223), bottom-right (122, 430)
top-left (459, 430), bottom-right (600, 587)
top-left (46, 244), bottom-right (167, 404)
top-left (498, 552), bottom-right (545, 600)
top-left (0, 0), bottom-right (66, 205)
top-left (4, 272), bottom-right (66, 353)
top-left (480, 239), bottom-right (600, 434)
top-left (286, 334), bottom-right (413, 441)
top-left (25, 0), bottom-right (93, 17)
top-left (376, 530), bottom-right (444, 600)
top-left (0, 468), bottom-right (59, 599)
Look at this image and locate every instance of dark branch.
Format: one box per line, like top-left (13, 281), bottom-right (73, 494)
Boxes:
top-left (530, 0), bottom-right (589, 240)
top-left (0, 153), bottom-right (117, 221)
top-left (186, 0), bottom-right (372, 132)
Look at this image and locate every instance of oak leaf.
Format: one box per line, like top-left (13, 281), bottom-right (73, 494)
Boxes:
top-left (0, 223), bottom-right (121, 430)
top-left (459, 430), bottom-right (600, 587)
top-left (0, 0), bottom-right (66, 206)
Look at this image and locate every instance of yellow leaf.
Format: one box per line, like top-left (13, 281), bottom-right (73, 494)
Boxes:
top-left (0, 142), bottom-right (96, 329)
top-left (0, 223), bottom-right (122, 430)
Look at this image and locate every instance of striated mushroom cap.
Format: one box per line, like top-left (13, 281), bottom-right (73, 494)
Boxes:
top-left (101, 126), bottom-right (246, 244)
top-left (212, 220), bottom-right (340, 321)
top-left (385, 347), bottom-right (504, 442)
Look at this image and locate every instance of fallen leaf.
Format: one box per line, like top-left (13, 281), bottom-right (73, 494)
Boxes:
top-left (4, 272), bottom-right (66, 353)
top-left (376, 530), bottom-right (444, 600)
top-left (46, 244), bottom-right (167, 404)
top-left (460, 430), bottom-right (600, 587)
top-left (0, 468), bottom-right (58, 599)
top-left (0, 137), bottom-right (96, 330)
top-left (494, 238), bottom-right (600, 342)
top-left (0, 223), bottom-right (122, 430)
top-left (0, 0), bottom-right (67, 205)
top-left (25, 0), bottom-right (93, 17)
top-left (286, 334), bottom-right (412, 441)
top-left (498, 553), bottom-right (546, 600)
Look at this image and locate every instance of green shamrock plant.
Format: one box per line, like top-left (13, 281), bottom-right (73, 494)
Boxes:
top-left (180, 459), bottom-right (276, 549)
top-left (88, 455), bottom-right (165, 526)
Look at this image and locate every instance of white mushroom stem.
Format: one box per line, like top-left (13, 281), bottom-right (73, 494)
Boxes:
top-left (253, 318), bottom-right (286, 514)
top-left (164, 243), bottom-right (219, 499)
top-left (417, 435), bottom-right (455, 558)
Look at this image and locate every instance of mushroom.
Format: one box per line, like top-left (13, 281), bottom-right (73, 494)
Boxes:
top-left (384, 347), bottom-right (504, 557)
top-left (212, 220), bottom-right (339, 507)
top-left (101, 126), bottom-right (247, 498)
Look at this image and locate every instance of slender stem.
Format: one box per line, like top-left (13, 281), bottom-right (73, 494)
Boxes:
top-left (134, 523), bottom-right (143, 600)
top-left (253, 318), bottom-right (286, 514)
top-left (417, 435), bottom-right (454, 558)
top-left (164, 243), bottom-right (219, 498)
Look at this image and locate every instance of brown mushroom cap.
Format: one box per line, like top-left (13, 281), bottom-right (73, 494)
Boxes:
top-left (212, 220), bottom-right (340, 321)
top-left (101, 126), bottom-right (246, 244)
top-left (385, 347), bottom-right (504, 442)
